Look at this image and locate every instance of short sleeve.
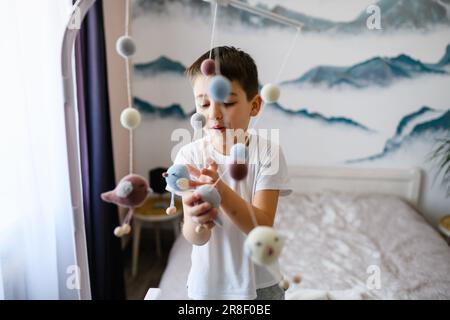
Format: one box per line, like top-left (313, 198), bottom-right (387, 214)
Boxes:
top-left (255, 143), bottom-right (292, 197)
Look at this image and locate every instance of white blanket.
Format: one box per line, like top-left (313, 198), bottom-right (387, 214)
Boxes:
top-left (158, 192), bottom-right (450, 299)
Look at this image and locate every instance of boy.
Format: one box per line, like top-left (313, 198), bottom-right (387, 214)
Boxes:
top-left (172, 46), bottom-right (291, 300)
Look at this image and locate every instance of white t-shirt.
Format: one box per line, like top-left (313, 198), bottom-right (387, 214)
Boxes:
top-left (169, 133), bottom-right (291, 300)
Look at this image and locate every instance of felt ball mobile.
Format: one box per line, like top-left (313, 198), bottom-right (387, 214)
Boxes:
top-left (102, 0), bottom-right (304, 290)
top-left (101, 0), bottom-right (150, 238)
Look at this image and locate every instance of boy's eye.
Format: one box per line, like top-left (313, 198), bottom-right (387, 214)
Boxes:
top-left (223, 102), bottom-right (236, 108)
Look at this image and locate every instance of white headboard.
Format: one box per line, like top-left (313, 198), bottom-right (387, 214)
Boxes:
top-left (288, 166), bottom-right (422, 208)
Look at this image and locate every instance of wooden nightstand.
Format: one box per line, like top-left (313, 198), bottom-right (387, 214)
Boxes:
top-left (131, 195), bottom-right (183, 277)
top-left (438, 215), bottom-right (450, 246)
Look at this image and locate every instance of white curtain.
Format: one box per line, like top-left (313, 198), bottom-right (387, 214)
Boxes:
top-left (0, 0), bottom-right (77, 299)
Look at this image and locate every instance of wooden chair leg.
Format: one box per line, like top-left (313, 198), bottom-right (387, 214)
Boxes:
top-left (132, 219), bottom-right (142, 278)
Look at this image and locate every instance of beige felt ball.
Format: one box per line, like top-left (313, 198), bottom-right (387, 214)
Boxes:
top-left (261, 83), bottom-right (280, 104)
top-left (121, 224), bottom-right (131, 235)
top-left (166, 206), bottom-right (177, 215)
top-left (293, 274), bottom-right (302, 284)
top-left (120, 108), bottom-right (141, 130)
top-left (114, 226), bottom-right (124, 237)
top-left (279, 279), bottom-right (290, 290)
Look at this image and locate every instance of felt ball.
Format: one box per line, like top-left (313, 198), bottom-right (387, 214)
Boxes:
top-left (230, 143), bottom-right (248, 163)
top-left (120, 108), bottom-right (141, 130)
top-left (293, 274), bottom-right (302, 284)
top-left (114, 226), bottom-right (124, 237)
top-left (190, 112), bottom-right (206, 130)
top-left (121, 224), bottom-right (131, 235)
top-left (244, 226), bottom-right (284, 266)
top-left (279, 279), bottom-right (290, 290)
top-left (166, 206), bottom-right (177, 215)
top-left (116, 36), bottom-right (136, 58)
top-left (261, 83), bottom-right (280, 104)
top-left (208, 75), bottom-right (231, 102)
top-left (229, 163), bottom-right (248, 181)
top-left (196, 185), bottom-right (221, 208)
top-left (200, 59), bottom-right (216, 76)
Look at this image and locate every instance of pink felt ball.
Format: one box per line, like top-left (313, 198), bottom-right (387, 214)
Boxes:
top-left (229, 163), bottom-right (248, 181)
top-left (201, 59), bottom-right (216, 76)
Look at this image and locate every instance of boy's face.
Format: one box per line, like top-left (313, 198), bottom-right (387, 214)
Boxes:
top-left (193, 75), bottom-right (262, 147)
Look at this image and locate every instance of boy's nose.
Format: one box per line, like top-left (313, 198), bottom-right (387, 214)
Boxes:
top-left (209, 101), bottom-right (223, 120)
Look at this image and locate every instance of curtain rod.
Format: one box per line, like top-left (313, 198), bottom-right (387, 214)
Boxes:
top-left (203, 0), bottom-right (304, 29)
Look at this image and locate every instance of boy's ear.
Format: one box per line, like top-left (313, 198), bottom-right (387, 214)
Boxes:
top-left (250, 95), bottom-right (262, 117)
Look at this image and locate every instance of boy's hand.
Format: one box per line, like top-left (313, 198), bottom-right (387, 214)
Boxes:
top-left (186, 157), bottom-right (219, 185)
top-left (183, 192), bottom-right (218, 229)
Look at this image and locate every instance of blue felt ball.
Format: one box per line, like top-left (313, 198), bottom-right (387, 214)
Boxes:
top-left (165, 164), bottom-right (190, 191)
top-left (190, 112), bottom-right (206, 130)
top-left (230, 143), bottom-right (248, 162)
top-left (208, 75), bottom-right (231, 102)
top-left (196, 185), bottom-right (221, 208)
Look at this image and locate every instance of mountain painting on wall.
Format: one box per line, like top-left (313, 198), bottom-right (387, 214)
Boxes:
top-left (134, 0), bottom-right (450, 33)
top-left (131, 0), bottom-right (450, 221)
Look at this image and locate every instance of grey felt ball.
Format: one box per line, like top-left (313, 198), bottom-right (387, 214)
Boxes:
top-left (190, 112), bottom-right (206, 130)
top-left (116, 36), bottom-right (136, 58)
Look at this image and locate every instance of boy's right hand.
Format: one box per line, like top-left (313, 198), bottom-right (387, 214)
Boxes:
top-left (183, 192), bottom-right (218, 230)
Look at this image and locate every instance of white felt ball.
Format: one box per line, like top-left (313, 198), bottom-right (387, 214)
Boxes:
top-left (114, 226), bottom-right (124, 237)
top-left (120, 108), bottom-right (141, 130)
top-left (244, 226), bottom-right (283, 266)
top-left (166, 206), bottom-right (177, 215)
top-left (279, 279), bottom-right (290, 290)
top-left (261, 83), bottom-right (280, 104)
top-left (121, 224), bottom-right (131, 235)
top-left (190, 112), bottom-right (206, 130)
top-left (116, 36), bottom-right (136, 58)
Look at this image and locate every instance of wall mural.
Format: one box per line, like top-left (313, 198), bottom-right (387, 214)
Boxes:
top-left (130, 0), bottom-right (450, 224)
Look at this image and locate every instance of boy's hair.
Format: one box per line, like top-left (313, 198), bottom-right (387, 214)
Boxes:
top-left (185, 46), bottom-right (259, 101)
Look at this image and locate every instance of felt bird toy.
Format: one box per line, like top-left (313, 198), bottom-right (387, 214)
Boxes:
top-left (163, 164), bottom-right (223, 231)
top-left (101, 174), bottom-right (152, 237)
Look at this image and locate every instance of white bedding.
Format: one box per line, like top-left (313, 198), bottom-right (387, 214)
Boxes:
top-left (158, 191), bottom-right (450, 299)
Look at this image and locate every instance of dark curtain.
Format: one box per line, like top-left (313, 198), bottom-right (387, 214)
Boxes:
top-left (75, 0), bottom-right (126, 300)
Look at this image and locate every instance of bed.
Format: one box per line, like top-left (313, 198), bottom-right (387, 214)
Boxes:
top-left (155, 166), bottom-right (450, 300)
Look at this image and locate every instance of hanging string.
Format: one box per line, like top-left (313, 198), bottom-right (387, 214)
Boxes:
top-left (209, 1), bottom-right (219, 59)
top-left (124, 208), bottom-right (134, 225)
top-left (209, 23), bottom-right (301, 225)
top-left (201, 2), bottom-right (302, 230)
top-left (275, 27), bottom-right (300, 84)
top-left (125, 0), bottom-right (130, 36)
top-left (125, 0), bottom-right (134, 174)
